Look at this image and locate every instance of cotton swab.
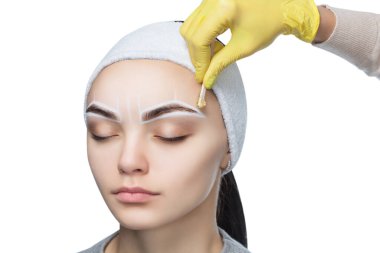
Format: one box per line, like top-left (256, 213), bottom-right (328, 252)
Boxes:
top-left (197, 83), bottom-right (207, 109)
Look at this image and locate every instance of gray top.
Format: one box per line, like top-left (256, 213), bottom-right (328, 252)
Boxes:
top-left (78, 227), bottom-right (251, 253)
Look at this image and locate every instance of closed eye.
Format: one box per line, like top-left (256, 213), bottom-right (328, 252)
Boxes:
top-left (90, 133), bottom-right (189, 143)
top-left (156, 135), bottom-right (188, 143)
top-left (90, 133), bottom-right (116, 141)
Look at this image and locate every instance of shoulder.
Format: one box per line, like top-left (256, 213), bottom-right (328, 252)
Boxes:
top-left (219, 227), bottom-right (251, 253)
top-left (77, 232), bottom-right (118, 253)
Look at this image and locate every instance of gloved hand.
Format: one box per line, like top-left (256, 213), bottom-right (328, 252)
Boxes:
top-left (180, 0), bottom-right (320, 89)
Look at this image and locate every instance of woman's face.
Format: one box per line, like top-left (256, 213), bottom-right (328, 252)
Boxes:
top-left (85, 59), bottom-right (230, 230)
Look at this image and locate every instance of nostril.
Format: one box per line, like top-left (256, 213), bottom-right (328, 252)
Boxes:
top-left (118, 165), bottom-right (148, 175)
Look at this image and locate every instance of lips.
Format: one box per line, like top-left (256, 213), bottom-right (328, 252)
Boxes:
top-left (113, 187), bottom-right (160, 195)
top-left (112, 187), bottom-right (160, 203)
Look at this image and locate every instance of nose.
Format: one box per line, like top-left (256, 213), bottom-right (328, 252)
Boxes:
top-left (117, 132), bottom-right (149, 175)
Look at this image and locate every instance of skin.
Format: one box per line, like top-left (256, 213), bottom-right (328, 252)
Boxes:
top-left (313, 5), bottom-right (337, 44)
top-left (85, 59), bottom-right (231, 253)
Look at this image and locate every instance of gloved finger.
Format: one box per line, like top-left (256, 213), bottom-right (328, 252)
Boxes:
top-left (186, 8), bottom-right (207, 42)
top-left (187, 39), bottom-right (223, 83)
top-left (187, 14), bottom-right (229, 83)
top-left (180, 3), bottom-right (203, 37)
top-left (203, 31), bottom-right (256, 89)
top-left (184, 0), bottom-right (216, 39)
top-left (188, 40), bottom-right (210, 83)
top-left (180, 6), bottom-right (206, 69)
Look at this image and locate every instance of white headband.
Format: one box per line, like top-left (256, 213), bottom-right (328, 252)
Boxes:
top-left (84, 21), bottom-right (247, 175)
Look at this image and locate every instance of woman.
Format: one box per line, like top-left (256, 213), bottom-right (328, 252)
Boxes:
top-left (80, 21), bottom-right (250, 253)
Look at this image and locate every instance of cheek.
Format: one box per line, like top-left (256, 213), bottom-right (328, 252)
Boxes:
top-left (87, 137), bottom-right (120, 186)
top-left (150, 131), bottom-right (226, 195)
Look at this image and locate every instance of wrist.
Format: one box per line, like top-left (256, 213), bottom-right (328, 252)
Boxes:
top-left (313, 5), bottom-right (336, 43)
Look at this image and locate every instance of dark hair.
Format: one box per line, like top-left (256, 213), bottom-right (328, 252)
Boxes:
top-left (217, 171), bottom-right (247, 247)
top-left (175, 19), bottom-right (247, 247)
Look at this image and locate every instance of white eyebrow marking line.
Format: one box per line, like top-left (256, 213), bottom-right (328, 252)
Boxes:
top-left (139, 99), bottom-right (206, 125)
top-left (85, 101), bottom-right (122, 122)
top-left (116, 96), bottom-right (120, 113)
top-left (173, 83), bottom-right (177, 100)
top-left (126, 99), bottom-right (131, 122)
top-left (137, 95), bottom-right (142, 115)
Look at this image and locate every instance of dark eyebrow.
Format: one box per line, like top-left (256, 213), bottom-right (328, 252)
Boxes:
top-left (85, 104), bottom-right (120, 121)
top-left (142, 104), bottom-right (202, 122)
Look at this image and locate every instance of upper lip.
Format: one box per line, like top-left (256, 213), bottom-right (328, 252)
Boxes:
top-left (113, 187), bottom-right (160, 195)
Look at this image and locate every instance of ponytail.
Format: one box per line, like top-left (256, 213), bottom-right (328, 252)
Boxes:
top-left (217, 171), bottom-right (247, 247)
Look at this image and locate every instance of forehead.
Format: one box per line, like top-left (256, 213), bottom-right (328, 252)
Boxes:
top-left (88, 59), bottom-right (195, 105)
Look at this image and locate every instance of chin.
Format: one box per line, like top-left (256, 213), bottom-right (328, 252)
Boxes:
top-left (113, 211), bottom-right (164, 230)
top-left (115, 210), bottom-right (186, 231)
top-left (117, 218), bottom-right (165, 231)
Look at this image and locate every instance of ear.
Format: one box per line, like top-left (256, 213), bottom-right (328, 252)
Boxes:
top-left (220, 149), bottom-right (231, 172)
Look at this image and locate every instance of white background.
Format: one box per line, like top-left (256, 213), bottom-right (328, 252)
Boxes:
top-left (0, 0), bottom-right (379, 252)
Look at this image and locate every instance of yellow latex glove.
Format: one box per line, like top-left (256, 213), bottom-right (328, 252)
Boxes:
top-left (180, 0), bottom-right (320, 89)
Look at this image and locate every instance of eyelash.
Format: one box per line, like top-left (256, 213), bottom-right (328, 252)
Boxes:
top-left (156, 135), bottom-right (188, 143)
top-left (90, 134), bottom-right (188, 143)
top-left (90, 134), bottom-right (112, 141)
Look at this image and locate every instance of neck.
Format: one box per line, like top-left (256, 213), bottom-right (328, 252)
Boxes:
top-left (106, 176), bottom-right (224, 253)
